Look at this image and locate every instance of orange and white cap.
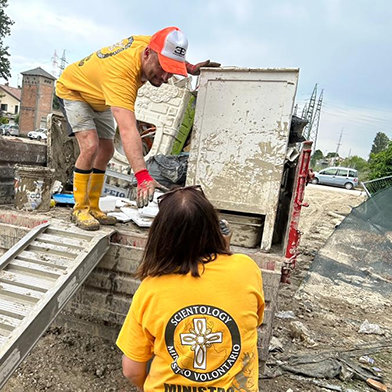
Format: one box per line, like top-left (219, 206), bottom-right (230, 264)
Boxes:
top-left (149, 27), bottom-right (188, 76)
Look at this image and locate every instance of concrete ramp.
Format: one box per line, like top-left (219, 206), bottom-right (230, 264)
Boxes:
top-left (0, 220), bottom-right (114, 388)
top-left (299, 186), bottom-right (392, 308)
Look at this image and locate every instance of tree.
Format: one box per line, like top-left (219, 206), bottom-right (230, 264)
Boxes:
top-left (310, 149), bottom-right (324, 167)
top-left (340, 155), bottom-right (370, 181)
top-left (370, 132), bottom-right (389, 156)
top-left (326, 152), bottom-right (339, 158)
top-left (0, 0), bottom-right (14, 81)
top-left (368, 142), bottom-right (392, 180)
top-left (341, 155), bottom-right (368, 172)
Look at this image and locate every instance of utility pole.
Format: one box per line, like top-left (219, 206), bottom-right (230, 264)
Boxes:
top-left (59, 50), bottom-right (68, 74)
top-left (303, 84), bottom-right (317, 140)
top-left (336, 128), bottom-right (343, 157)
top-left (309, 89), bottom-right (323, 153)
top-left (51, 50), bottom-right (59, 78)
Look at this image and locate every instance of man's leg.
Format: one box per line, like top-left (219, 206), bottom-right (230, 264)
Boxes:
top-left (88, 138), bottom-right (117, 225)
top-left (72, 130), bottom-right (100, 230)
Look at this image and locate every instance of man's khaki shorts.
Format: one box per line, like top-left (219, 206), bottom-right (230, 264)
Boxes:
top-left (62, 99), bottom-right (116, 140)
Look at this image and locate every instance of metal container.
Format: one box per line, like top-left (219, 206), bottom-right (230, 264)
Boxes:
top-left (186, 67), bottom-right (299, 250)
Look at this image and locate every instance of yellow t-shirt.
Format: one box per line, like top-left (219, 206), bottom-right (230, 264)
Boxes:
top-left (56, 35), bottom-right (151, 112)
top-left (116, 253), bottom-right (265, 392)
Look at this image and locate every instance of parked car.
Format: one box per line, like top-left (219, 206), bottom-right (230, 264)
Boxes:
top-left (1, 124), bottom-right (20, 136)
top-left (27, 128), bottom-right (47, 141)
top-left (312, 167), bottom-right (358, 190)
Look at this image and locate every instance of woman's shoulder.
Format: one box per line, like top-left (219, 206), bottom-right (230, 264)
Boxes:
top-left (218, 253), bottom-right (260, 270)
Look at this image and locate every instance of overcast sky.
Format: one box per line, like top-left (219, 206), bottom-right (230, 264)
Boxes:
top-left (3, 0), bottom-right (391, 159)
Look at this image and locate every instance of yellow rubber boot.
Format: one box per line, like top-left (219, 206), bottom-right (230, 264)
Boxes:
top-left (72, 172), bottom-right (100, 231)
top-left (88, 172), bottom-right (117, 225)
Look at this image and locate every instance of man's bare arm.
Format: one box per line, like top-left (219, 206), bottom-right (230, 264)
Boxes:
top-left (111, 106), bottom-right (146, 174)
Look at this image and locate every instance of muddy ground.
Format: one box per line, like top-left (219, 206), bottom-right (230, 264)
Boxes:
top-left (4, 185), bottom-right (391, 392)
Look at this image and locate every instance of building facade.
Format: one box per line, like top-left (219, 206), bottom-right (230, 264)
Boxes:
top-left (0, 83), bottom-right (21, 118)
top-left (19, 67), bottom-right (56, 136)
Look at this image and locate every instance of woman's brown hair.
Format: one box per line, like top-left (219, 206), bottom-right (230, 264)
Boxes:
top-left (135, 186), bottom-right (231, 279)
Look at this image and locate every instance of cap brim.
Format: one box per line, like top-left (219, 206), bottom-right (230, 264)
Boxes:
top-left (158, 53), bottom-right (188, 77)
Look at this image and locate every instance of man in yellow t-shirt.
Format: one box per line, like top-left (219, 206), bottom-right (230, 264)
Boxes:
top-left (56, 26), bottom-right (219, 231)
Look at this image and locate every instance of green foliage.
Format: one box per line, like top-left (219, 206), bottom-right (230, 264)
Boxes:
top-left (52, 94), bottom-right (60, 110)
top-left (313, 149), bottom-right (324, 160)
top-left (340, 155), bottom-right (368, 171)
top-left (326, 151), bottom-right (339, 158)
top-left (14, 112), bottom-right (19, 124)
top-left (0, 0), bottom-right (14, 80)
top-left (368, 142), bottom-right (392, 180)
top-left (340, 155), bottom-right (370, 181)
top-left (0, 116), bottom-right (8, 124)
top-left (310, 149), bottom-right (324, 167)
top-left (370, 132), bottom-right (390, 156)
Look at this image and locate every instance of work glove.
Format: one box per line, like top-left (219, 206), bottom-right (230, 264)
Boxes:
top-left (135, 169), bottom-right (168, 208)
top-left (219, 219), bottom-right (232, 251)
top-left (186, 60), bottom-right (221, 76)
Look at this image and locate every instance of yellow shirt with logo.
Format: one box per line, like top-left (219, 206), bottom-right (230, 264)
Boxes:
top-left (56, 35), bottom-right (151, 112)
top-left (116, 253), bottom-right (265, 392)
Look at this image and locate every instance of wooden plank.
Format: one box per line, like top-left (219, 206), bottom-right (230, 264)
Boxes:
top-left (37, 233), bottom-right (87, 249)
top-left (0, 271), bottom-right (51, 292)
top-left (8, 260), bottom-right (63, 280)
top-left (17, 251), bottom-right (69, 269)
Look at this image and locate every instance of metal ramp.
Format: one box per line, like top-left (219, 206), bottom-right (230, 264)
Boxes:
top-left (0, 220), bottom-right (115, 388)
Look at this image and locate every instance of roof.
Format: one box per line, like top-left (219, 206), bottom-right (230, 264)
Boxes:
top-left (21, 67), bottom-right (56, 80)
top-left (0, 84), bottom-right (22, 101)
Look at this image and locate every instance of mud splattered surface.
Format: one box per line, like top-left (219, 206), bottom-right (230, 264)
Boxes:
top-left (3, 185), bottom-right (391, 391)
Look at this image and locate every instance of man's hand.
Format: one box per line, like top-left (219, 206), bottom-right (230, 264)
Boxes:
top-left (135, 170), bottom-right (169, 208)
top-left (186, 60), bottom-right (221, 76)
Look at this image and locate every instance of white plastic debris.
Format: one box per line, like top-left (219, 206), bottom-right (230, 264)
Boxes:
top-left (139, 202), bottom-right (159, 218)
top-left (120, 207), bottom-right (154, 227)
top-left (269, 336), bottom-right (284, 352)
top-left (359, 355), bottom-right (375, 365)
top-left (276, 310), bottom-right (296, 319)
top-left (107, 211), bottom-right (132, 223)
top-left (115, 197), bottom-right (137, 208)
top-left (99, 195), bottom-right (117, 212)
top-left (358, 320), bottom-right (383, 335)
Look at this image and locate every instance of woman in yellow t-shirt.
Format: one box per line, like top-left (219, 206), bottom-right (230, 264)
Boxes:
top-left (117, 186), bottom-right (265, 392)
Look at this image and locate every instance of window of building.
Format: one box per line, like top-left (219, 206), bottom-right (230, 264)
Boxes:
top-left (14, 105), bottom-right (19, 114)
top-left (1, 104), bottom-right (8, 111)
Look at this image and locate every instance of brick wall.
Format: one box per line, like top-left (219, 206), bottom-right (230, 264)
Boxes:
top-left (19, 75), bottom-right (54, 135)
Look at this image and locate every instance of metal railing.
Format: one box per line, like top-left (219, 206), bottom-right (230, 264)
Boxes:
top-left (361, 175), bottom-right (392, 197)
